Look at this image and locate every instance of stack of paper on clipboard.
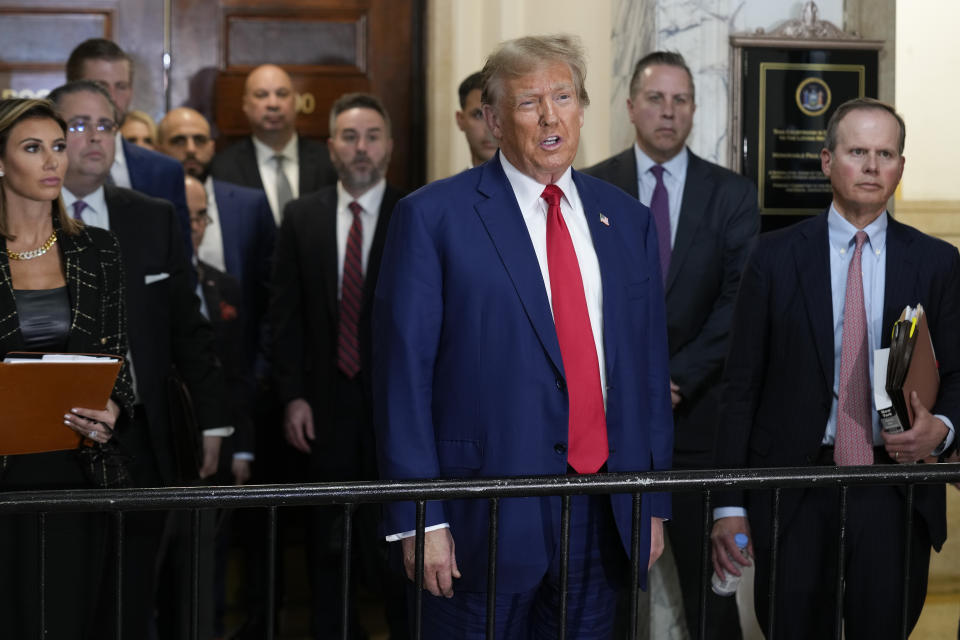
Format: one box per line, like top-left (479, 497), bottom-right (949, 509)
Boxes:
top-left (0, 352), bottom-right (122, 454)
top-left (874, 305), bottom-right (939, 434)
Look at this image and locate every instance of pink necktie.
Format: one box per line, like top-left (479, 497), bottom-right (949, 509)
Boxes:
top-left (337, 201), bottom-right (363, 378)
top-left (835, 230), bottom-right (874, 466)
top-left (542, 184), bottom-right (608, 473)
top-left (72, 200), bottom-right (87, 222)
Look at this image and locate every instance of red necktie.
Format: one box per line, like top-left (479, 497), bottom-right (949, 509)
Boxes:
top-left (542, 184), bottom-right (608, 473)
top-left (337, 201), bottom-right (363, 378)
top-left (835, 230), bottom-right (874, 465)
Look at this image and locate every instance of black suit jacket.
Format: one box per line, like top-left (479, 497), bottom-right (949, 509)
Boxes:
top-left (198, 260), bottom-right (253, 457)
top-left (584, 147), bottom-right (759, 455)
top-left (269, 184), bottom-right (402, 470)
top-left (105, 185), bottom-right (228, 485)
top-left (715, 212), bottom-right (960, 551)
top-left (0, 216), bottom-right (135, 410)
top-left (209, 136), bottom-right (337, 205)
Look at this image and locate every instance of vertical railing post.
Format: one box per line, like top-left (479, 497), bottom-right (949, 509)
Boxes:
top-left (38, 512), bottom-right (46, 640)
top-left (766, 488), bottom-right (781, 639)
top-left (628, 492), bottom-right (642, 640)
top-left (413, 500), bottom-right (426, 640)
top-left (114, 510), bottom-right (124, 640)
top-left (558, 495), bottom-right (571, 640)
top-left (834, 486), bottom-right (848, 640)
top-left (340, 503), bottom-right (354, 640)
top-left (698, 490), bottom-right (713, 640)
top-left (266, 506), bottom-right (278, 640)
top-left (190, 509), bottom-right (201, 640)
top-left (900, 484), bottom-right (915, 640)
top-left (486, 498), bottom-right (499, 640)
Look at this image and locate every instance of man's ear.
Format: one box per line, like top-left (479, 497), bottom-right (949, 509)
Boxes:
top-left (482, 104), bottom-right (502, 140)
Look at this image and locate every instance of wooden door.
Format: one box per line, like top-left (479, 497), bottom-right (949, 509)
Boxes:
top-left (171, 0), bottom-right (426, 190)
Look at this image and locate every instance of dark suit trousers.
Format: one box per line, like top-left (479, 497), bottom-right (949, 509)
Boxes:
top-left (414, 494), bottom-right (626, 640)
top-left (668, 450), bottom-right (742, 640)
top-left (753, 480), bottom-right (930, 640)
top-left (307, 371), bottom-right (408, 640)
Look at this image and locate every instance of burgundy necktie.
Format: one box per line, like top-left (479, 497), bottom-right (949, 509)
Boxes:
top-left (835, 230), bottom-right (874, 466)
top-left (72, 200), bottom-right (87, 222)
top-left (337, 201), bottom-right (363, 378)
top-left (649, 165), bottom-right (671, 283)
top-left (542, 184), bottom-right (608, 473)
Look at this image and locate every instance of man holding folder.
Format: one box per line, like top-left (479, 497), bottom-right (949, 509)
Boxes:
top-left (712, 98), bottom-right (960, 639)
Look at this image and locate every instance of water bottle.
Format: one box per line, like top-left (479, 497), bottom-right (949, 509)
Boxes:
top-left (711, 533), bottom-right (749, 596)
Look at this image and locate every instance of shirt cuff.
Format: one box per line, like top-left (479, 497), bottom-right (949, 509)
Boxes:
top-left (932, 414), bottom-right (955, 456)
top-left (233, 452), bottom-right (254, 461)
top-left (385, 522), bottom-right (450, 542)
top-left (202, 426), bottom-right (234, 437)
top-left (713, 507), bottom-right (748, 520)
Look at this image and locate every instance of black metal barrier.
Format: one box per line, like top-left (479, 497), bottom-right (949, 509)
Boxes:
top-left (3, 463), bottom-right (960, 640)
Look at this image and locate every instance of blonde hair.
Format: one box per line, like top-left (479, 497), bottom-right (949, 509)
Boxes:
top-left (0, 98), bottom-right (81, 240)
top-left (123, 109), bottom-right (158, 145)
top-left (480, 34), bottom-right (590, 110)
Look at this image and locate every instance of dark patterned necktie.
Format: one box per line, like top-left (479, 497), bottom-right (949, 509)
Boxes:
top-left (337, 201), bottom-right (364, 378)
top-left (649, 164), bottom-right (671, 283)
top-left (542, 184), bottom-right (608, 473)
top-left (835, 230), bottom-right (874, 465)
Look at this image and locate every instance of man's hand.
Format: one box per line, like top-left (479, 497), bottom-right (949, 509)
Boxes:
top-left (710, 516), bottom-right (753, 580)
top-left (882, 391), bottom-right (949, 463)
top-left (649, 517), bottom-right (665, 569)
top-left (670, 380), bottom-right (682, 409)
top-left (401, 528), bottom-right (461, 598)
top-left (232, 457), bottom-right (251, 485)
top-left (198, 435), bottom-right (222, 479)
top-left (284, 398), bottom-right (315, 453)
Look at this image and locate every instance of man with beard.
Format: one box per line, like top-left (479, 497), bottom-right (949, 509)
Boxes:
top-left (269, 92), bottom-right (407, 640)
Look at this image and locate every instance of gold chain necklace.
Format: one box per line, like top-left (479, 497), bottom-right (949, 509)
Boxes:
top-left (5, 231), bottom-right (58, 261)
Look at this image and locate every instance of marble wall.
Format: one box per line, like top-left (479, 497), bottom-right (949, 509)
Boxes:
top-left (609, 0), bottom-right (844, 167)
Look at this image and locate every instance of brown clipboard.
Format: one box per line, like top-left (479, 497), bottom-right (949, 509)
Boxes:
top-left (885, 307), bottom-right (939, 429)
top-left (0, 352), bottom-right (122, 455)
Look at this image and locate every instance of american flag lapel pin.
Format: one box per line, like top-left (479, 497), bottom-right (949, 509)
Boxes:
top-left (599, 213), bottom-right (610, 227)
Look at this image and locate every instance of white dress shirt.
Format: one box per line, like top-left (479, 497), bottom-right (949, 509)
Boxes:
top-left (336, 180), bottom-right (385, 298)
top-left (197, 176), bottom-right (226, 272)
top-left (252, 134), bottom-right (299, 224)
top-left (110, 131), bottom-right (132, 188)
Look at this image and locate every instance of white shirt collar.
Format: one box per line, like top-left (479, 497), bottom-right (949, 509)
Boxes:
top-left (633, 143), bottom-right (688, 179)
top-left (499, 152), bottom-right (576, 213)
top-left (337, 179), bottom-right (386, 215)
top-left (61, 184), bottom-right (109, 230)
top-left (251, 132), bottom-right (298, 165)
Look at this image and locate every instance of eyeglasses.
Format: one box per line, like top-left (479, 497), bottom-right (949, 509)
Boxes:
top-left (66, 118), bottom-right (118, 135)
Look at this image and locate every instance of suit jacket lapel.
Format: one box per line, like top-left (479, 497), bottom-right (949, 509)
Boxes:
top-left (474, 160), bottom-right (564, 375)
top-left (796, 213), bottom-right (834, 387)
top-left (610, 148), bottom-right (639, 199)
top-left (882, 215), bottom-right (917, 346)
top-left (364, 186), bottom-right (400, 310)
top-left (666, 151), bottom-right (711, 294)
top-left (573, 170), bottom-right (620, 378)
top-left (213, 180), bottom-right (241, 276)
top-left (240, 138), bottom-right (264, 190)
top-left (317, 189), bottom-right (340, 323)
top-left (298, 139), bottom-right (317, 194)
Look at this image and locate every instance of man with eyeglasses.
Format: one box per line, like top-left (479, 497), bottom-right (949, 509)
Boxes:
top-left (66, 38), bottom-right (192, 258)
top-left (49, 79), bottom-right (231, 640)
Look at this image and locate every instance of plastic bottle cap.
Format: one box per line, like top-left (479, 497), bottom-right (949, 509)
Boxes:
top-left (734, 533), bottom-right (749, 548)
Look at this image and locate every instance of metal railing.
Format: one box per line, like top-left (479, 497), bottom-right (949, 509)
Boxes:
top-left (3, 463), bottom-right (959, 640)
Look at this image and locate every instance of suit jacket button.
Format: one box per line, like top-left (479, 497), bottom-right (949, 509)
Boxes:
top-left (554, 443), bottom-right (567, 455)
top-left (100, 338), bottom-right (107, 345)
top-left (555, 378), bottom-right (565, 391)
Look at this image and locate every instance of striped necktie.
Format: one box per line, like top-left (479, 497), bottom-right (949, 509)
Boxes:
top-left (337, 201), bottom-right (364, 378)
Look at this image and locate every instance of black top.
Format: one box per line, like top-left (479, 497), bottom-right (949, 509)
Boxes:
top-left (13, 286), bottom-right (70, 351)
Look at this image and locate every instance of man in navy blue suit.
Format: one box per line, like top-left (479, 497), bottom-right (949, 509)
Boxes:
top-left (712, 98), bottom-right (960, 639)
top-left (66, 38), bottom-right (192, 257)
top-left (158, 106), bottom-right (276, 375)
top-left (374, 34), bottom-right (673, 638)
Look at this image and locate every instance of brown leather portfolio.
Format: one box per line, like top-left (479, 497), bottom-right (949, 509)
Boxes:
top-left (884, 306), bottom-right (939, 430)
top-left (0, 353), bottom-right (122, 455)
